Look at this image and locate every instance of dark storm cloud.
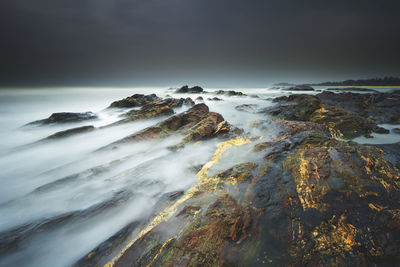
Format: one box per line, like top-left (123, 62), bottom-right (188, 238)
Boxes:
top-left (1, 0), bottom-right (399, 86)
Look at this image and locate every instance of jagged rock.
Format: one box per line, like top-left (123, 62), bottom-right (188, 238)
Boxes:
top-left (175, 85), bottom-right (204, 94)
top-left (26, 112), bottom-right (98, 126)
top-left (102, 104), bottom-right (238, 150)
top-left (44, 126), bottom-right (95, 140)
top-left (108, 94), bottom-right (160, 108)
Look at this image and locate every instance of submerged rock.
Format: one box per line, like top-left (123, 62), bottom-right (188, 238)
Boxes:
top-left (175, 85), bottom-right (204, 94)
top-left (26, 112), bottom-right (98, 126)
top-left (44, 125), bottom-right (95, 140)
top-left (109, 94), bottom-right (160, 108)
top-left (393, 128), bottom-right (400, 134)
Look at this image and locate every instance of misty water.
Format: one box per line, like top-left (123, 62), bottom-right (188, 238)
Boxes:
top-left (0, 87), bottom-right (399, 267)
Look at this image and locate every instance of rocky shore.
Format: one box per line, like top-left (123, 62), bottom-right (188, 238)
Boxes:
top-left (5, 86), bottom-right (400, 266)
top-left (68, 87), bottom-right (400, 266)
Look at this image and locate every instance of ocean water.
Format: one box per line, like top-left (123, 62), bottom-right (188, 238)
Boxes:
top-left (0, 86), bottom-right (398, 266)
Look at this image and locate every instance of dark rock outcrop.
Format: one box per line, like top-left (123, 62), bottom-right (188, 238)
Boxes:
top-left (26, 112), bottom-right (98, 126)
top-left (109, 94), bottom-right (160, 108)
top-left (175, 85), bottom-right (204, 94)
top-left (101, 104), bottom-right (239, 150)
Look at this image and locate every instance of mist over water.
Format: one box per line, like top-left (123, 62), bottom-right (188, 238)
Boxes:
top-left (0, 86), bottom-right (399, 266)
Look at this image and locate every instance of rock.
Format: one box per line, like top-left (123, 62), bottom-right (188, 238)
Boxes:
top-left (195, 96), bottom-right (204, 101)
top-left (109, 94), bottom-right (160, 108)
top-left (207, 97), bottom-right (223, 101)
top-left (175, 85), bottom-right (204, 94)
top-left (282, 85), bottom-right (315, 91)
top-left (44, 125), bottom-right (95, 140)
top-left (26, 112), bottom-right (98, 126)
top-left (393, 128), bottom-right (400, 134)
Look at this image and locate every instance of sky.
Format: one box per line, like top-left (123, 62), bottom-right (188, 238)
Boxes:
top-left (1, 0), bottom-right (399, 87)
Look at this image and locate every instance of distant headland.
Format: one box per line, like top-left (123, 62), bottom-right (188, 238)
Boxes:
top-left (275, 76), bottom-right (400, 87)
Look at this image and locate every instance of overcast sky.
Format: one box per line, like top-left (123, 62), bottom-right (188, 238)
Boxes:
top-left (1, 0), bottom-right (399, 87)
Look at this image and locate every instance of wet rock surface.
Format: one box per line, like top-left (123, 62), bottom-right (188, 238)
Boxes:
top-left (26, 112), bottom-right (98, 126)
